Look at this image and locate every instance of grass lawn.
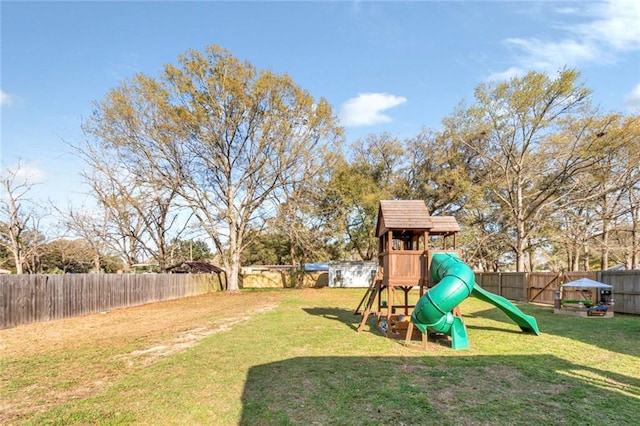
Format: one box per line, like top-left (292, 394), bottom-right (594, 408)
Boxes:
top-left (1, 288), bottom-right (639, 425)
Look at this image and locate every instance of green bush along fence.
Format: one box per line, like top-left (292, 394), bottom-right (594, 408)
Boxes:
top-left (0, 273), bottom-right (225, 329)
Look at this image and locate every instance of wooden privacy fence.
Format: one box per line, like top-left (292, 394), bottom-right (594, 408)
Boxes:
top-left (601, 271), bottom-right (640, 315)
top-left (0, 273), bottom-right (225, 329)
top-left (475, 271), bottom-right (640, 315)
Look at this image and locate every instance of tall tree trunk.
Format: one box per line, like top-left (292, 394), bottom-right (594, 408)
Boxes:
top-left (14, 250), bottom-right (24, 274)
top-left (227, 250), bottom-right (242, 291)
top-left (226, 215), bottom-right (242, 291)
top-left (630, 194), bottom-right (639, 270)
top-left (567, 250), bottom-right (573, 272)
top-left (516, 221), bottom-right (526, 272)
top-left (601, 224), bottom-right (609, 270)
top-left (582, 249), bottom-right (590, 271)
top-left (571, 246), bottom-right (580, 271)
top-left (526, 237), bottom-right (535, 272)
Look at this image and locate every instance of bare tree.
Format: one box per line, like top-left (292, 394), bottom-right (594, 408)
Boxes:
top-left (553, 114), bottom-right (640, 270)
top-left (82, 45), bottom-right (342, 290)
top-left (627, 185), bottom-right (640, 269)
top-left (60, 205), bottom-right (116, 273)
top-left (268, 149), bottom-right (336, 275)
top-left (0, 163), bottom-right (46, 274)
top-left (615, 115), bottom-right (640, 269)
top-left (73, 141), bottom-right (192, 271)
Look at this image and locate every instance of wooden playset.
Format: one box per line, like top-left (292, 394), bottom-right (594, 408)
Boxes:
top-left (356, 200), bottom-right (540, 350)
top-left (355, 200), bottom-right (461, 347)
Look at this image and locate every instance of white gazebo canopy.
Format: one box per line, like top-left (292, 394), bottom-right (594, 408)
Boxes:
top-left (561, 278), bottom-right (613, 289)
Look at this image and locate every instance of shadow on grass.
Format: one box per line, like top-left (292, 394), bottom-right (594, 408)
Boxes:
top-left (303, 307), bottom-right (365, 332)
top-left (304, 307), bottom-right (526, 346)
top-left (240, 354), bottom-right (640, 425)
top-left (470, 302), bottom-right (640, 357)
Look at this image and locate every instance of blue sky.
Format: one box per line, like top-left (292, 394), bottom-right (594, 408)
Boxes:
top-left (2, 0), bottom-right (639, 214)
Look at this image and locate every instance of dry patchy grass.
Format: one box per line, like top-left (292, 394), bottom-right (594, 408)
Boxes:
top-left (1, 290), bottom-right (283, 423)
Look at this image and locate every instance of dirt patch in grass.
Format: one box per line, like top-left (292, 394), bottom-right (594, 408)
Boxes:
top-left (1, 292), bottom-right (280, 355)
top-left (122, 303), bottom-right (277, 366)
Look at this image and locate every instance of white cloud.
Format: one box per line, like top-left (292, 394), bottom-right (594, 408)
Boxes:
top-left (0, 90), bottom-right (14, 107)
top-left (2, 161), bottom-right (46, 186)
top-left (555, 7), bottom-right (578, 15)
top-left (492, 0), bottom-right (640, 79)
top-left (577, 0), bottom-right (640, 51)
top-left (504, 37), bottom-right (599, 71)
top-left (623, 84), bottom-right (640, 111)
top-left (487, 66), bottom-right (525, 82)
top-left (338, 93), bottom-right (407, 127)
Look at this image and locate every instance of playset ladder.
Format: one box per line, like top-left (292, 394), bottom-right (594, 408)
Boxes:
top-left (354, 274), bottom-right (375, 314)
top-left (356, 273), bottom-right (384, 332)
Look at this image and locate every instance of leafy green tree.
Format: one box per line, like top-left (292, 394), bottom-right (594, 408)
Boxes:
top-left (39, 239), bottom-right (95, 273)
top-left (240, 229), bottom-right (291, 265)
top-left (401, 121), bottom-right (484, 216)
top-left (100, 254), bottom-right (125, 273)
top-left (321, 133), bottom-right (403, 261)
top-left (458, 204), bottom-right (514, 271)
top-left (0, 241), bottom-right (10, 270)
top-left (167, 238), bottom-right (212, 265)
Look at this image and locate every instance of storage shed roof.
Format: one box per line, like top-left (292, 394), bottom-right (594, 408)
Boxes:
top-left (167, 261), bottom-right (224, 274)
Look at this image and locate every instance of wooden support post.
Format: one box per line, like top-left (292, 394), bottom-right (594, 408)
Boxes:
top-left (404, 321), bottom-right (428, 350)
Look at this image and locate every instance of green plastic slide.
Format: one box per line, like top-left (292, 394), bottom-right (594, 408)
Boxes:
top-left (471, 282), bottom-right (540, 335)
top-left (411, 253), bottom-right (540, 350)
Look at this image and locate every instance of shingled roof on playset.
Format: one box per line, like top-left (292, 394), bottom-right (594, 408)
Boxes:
top-left (376, 200), bottom-right (460, 236)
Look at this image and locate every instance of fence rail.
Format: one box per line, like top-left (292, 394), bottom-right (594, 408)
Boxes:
top-left (0, 273), bottom-right (225, 329)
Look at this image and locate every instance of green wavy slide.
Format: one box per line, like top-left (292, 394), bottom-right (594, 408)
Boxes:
top-left (411, 253), bottom-right (540, 350)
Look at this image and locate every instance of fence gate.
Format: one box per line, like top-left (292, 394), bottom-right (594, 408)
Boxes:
top-left (527, 272), bottom-right (596, 304)
top-left (528, 273), bottom-right (561, 304)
